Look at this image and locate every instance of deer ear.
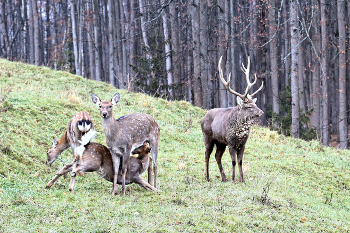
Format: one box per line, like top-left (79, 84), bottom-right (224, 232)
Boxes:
top-left (252, 98), bottom-right (257, 104)
top-left (236, 96), bottom-right (243, 108)
top-left (91, 94), bottom-right (101, 106)
top-left (52, 138), bottom-right (58, 148)
top-left (111, 93), bottom-right (120, 105)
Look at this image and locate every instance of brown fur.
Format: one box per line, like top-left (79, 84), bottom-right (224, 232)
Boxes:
top-left (68, 141), bottom-right (158, 193)
top-left (201, 56), bottom-right (264, 183)
top-left (92, 93), bottom-right (160, 195)
top-left (45, 111), bottom-right (95, 189)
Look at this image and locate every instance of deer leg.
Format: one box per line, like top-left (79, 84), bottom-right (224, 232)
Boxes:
top-left (147, 157), bottom-right (152, 185)
top-left (111, 154), bottom-right (121, 195)
top-left (134, 176), bottom-right (158, 191)
top-left (150, 143), bottom-right (158, 188)
top-left (204, 139), bottom-right (214, 182)
top-left (121, 150), bottom-right (130, 195)
top-left (215, 143), bottom-right (227, 182)
top-left (228, 147), bottom-right (237, 182)
top-left (69, 164), bottom-right (79, 192)
top-left (153, 160), bottom-right (157, 189)
top-left (237, 146), bottom-right (245, 183)
top-left (45, 162), bottom-right (74, 189)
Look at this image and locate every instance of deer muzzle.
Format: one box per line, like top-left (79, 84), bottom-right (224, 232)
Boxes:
top-left (258, 110), bottom-right (264, 116)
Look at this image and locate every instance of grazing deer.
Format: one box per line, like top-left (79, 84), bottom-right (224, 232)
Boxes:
top-left (69, 141), bottom-right (157, 192)
top-left (46, 111), bottom-right (96, 188)
top-left (201, 56), bottom-right (264, 183)
top-left (91, 93), bottom-right (160, 195)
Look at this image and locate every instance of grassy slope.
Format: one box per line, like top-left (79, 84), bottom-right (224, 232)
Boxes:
top-left (0, 59), bottom-right (349, 232)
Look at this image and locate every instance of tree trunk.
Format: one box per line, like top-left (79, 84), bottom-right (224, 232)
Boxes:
top-left (32, 0), bottom-right (41, 65)
top-left (108, 0), bottom-right (115, 86)
top-left (69, 0), bottom-right (80, 75)
top-left (269, 0), bottom-right (279, 117)
top-left (162, 4), bottom-right (173, 98)
top-left (191, 0), bottom-right (202, 107)
top-left (320, 0), bottom-right (329, 146)
top-left (290, 0), bottom-right (299, 138)
top-left (86, 1), bottom-right (95, 79)
top-left (199, 1), bottom-right (208, 109)
top-left (78, 0), bottom-right (84, 77)
top-left (230, 0), bottom-right (236, 107)
top-left (0, 1), bottom-right (9, 59)
top-left (311, 0), bottom-right (321, 132)
top-left (170, 0), bottom-right (181, 99)
top-left (93, 0), bottom-right (102, 81)
top-left (298, 40), bottom-right (306, 112)
top-left (139, 0), bottom-right (155, 87)
top-left (337, 0), bottom-right (347, 149)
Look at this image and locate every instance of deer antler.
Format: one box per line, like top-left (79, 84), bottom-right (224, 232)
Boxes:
top-left (218, 56), bottom-right (245, 100)
top-left (219, 56), bottom-right (263, 101)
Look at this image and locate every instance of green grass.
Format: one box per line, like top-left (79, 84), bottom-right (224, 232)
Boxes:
top-left (0, 59), bottom-right (349, 232)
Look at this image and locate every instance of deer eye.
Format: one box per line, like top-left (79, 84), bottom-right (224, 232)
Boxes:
top-left (99, 105), bottom-right (101, 108)
top-left (109, 106), bottom-right (112, 108)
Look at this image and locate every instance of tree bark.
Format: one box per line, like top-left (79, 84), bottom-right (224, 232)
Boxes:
top-left (320, 0), bottom-right (329, 146)
top-left (139, 0), bottom-right (155, 87)
top-left (69, 0), bottom-right (80, 75)
top-left (93, 0), bottom-right (102, 81)
top-left (108, 0), bottom-right (115, 86)
top-left (311, 0), bottom-right (321, 132)
top-left (290, 0), bottom-right (299, 138)
top-left (170, 0), bottom-right (181, 99)
top-left (191, 0), bottom-right (202, 107)
top-left (337, 0), bottom-right (347, 149)
top-left (199, 1), bottom-right (208, 109)
top-left (268, 0), bottom-right (279, 116)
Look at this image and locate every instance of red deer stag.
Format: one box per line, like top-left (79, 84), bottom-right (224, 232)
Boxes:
top-left (91, 93), bottom-right (160, 195)
top-left (68, 141), bottom-right (158, 193)
top-left (46, 111), bottom-right (96, 188)
top-left (201, 56), bottom-right (264, 183)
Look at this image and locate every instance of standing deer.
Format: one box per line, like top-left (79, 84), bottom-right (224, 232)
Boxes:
top-left (201, 56), bottom-right (264, 183)
top-left (91, 93), bottom-right (160, 195)
top-left (68, 141), bottom-right (157, 193)
top-left (46, 111), bottom-right (96, 188)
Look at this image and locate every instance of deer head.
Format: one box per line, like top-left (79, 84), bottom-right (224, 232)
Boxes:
top-left (47, 138), bottom-right (59, 165)
top-left (91, 93), bottom-right (120, 119)
top-left (218, 56), bottom-right (264, 108)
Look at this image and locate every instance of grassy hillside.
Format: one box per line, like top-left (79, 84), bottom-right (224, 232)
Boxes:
top-left (0, 59), bottom-right (349, 232)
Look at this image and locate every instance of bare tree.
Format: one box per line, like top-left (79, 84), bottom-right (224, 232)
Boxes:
top-left (337, 0), bottom-right (347, 149)
top-left (192, 0), bottom-right (202, 107)
top-left (69, 0), bottom-right (80, 75)
top-left (268, 0), bottom-right (279, 117)
top-left (320, 0), bottom-right (329, 146)
top-left (108, 0), bottom-right (115, 86)
top-left (290, 0), bottom-right (299, 138)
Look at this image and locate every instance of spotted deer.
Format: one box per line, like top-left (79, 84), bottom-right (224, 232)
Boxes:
top-left (201, 56), bottom-right (264, 183)
top-left (68, 141), bottom-right (157, 193)
top-left (45, 111), bottom-right (96, 188)
top-left (91, 93), bottom-right (160, 195)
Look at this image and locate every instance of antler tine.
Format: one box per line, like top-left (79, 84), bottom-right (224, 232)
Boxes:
top-left (218, 56), bottom-right (244, 99)
top-left (249, 81), bottom-right (264, 98)
top-left (241, 56), bottom-right (255, 99)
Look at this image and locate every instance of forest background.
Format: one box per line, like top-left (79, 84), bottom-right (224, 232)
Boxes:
top-left (1, 0), bottom-right (349, 148)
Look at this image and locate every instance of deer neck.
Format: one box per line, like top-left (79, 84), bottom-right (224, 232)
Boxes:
top-left (101, 116), bottom-right (120, 137)
top-left (226, 108), bottom-right (252, 142)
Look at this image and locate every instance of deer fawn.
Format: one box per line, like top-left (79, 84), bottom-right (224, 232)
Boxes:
top-left (91, 93), bottom-right (160, 195)
top-left (46, 111), bottom-right (96, 188)
top-left (201, 56), bottom-right (264, 183)
top-left (69, 141), bottom-right (158, 192)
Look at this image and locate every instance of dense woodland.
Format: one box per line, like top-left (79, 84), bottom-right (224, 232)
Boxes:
top-left (1, 0), bottom-right (350, 148)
